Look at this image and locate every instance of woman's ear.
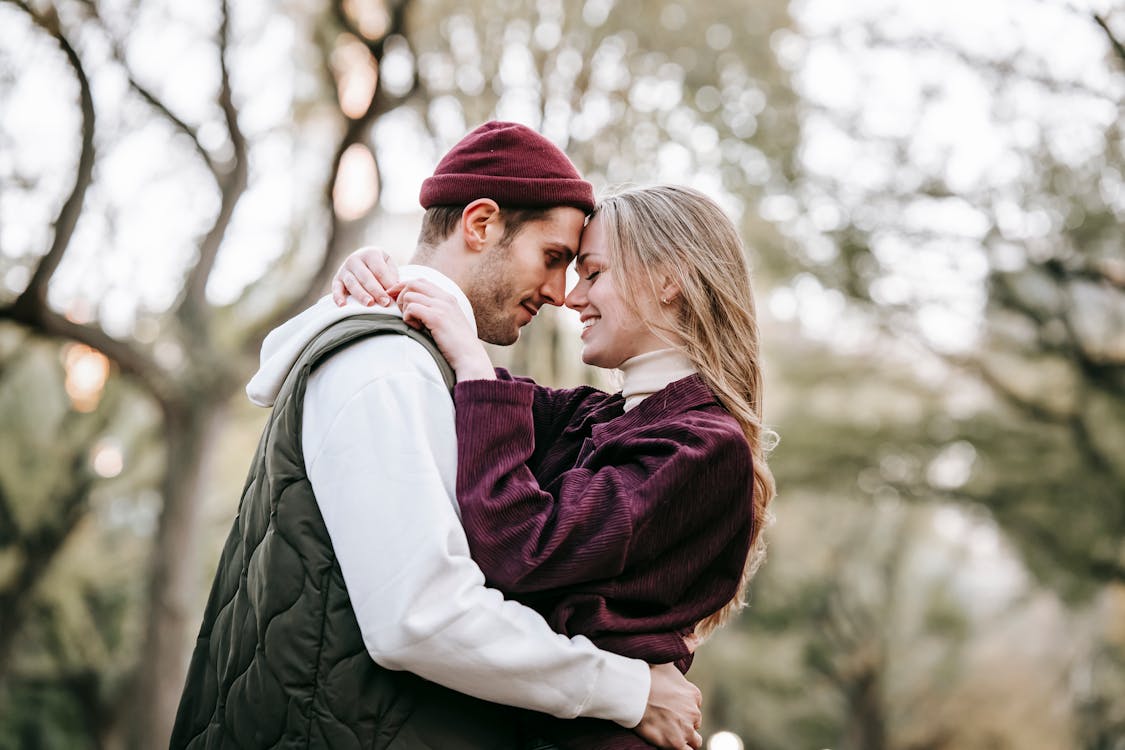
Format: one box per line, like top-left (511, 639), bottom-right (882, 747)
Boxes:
top-left (659, 275), bottom-right (682, 306)
top-left (461, 199), bottom-right (502, 252)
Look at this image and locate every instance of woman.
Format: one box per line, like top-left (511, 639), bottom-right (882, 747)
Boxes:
top-left (335, 185), bottom-right (776, 749)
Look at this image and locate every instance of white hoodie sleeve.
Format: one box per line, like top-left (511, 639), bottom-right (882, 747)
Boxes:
top-left (302, 334), bottom-right (650, 726)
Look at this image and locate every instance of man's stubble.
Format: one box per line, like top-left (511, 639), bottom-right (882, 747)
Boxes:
top-left (462, 243), bottom-right (521, 346)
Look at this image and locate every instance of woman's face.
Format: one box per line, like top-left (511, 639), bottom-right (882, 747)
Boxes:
top-left (565, 216), bottom-right (670, 368)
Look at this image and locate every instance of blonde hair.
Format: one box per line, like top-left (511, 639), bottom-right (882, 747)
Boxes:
top-left (595, 184), bottom-right (777, 640)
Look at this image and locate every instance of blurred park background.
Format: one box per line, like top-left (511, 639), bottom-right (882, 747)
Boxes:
top-left (1, 0), bottom-right (1123, 747)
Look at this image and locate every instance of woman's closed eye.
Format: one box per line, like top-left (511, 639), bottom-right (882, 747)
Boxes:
top-left (584, 269), bottom-right (601, 282)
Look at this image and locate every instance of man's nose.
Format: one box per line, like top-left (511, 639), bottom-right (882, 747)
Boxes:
top-left (541, 268), bottom-right (567, 307)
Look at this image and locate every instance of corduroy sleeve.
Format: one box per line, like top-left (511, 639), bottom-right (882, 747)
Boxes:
top-left (492, 368), bottom-right (608, 455)
top-left (453, 378), bottom-right (752, 596)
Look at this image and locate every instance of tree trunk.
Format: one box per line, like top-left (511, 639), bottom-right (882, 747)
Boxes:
top-left (129, 399), bottom-right (229, 750)
top-left (844, 670), bottom-right (887, 750)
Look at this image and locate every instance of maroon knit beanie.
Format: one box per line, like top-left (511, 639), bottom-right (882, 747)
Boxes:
top-left (419, 121), bottom-right (594, 212)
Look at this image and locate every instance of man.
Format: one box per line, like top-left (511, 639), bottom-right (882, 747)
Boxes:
top-left (171, 122), bottom-right (703, 749)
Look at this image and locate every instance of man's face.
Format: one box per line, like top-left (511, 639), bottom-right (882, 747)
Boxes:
top-left (463, 206), bottom-right (585, 345)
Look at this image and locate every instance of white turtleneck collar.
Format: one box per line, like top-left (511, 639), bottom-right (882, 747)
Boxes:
top-left (619, 348), bottom-right (697, 412)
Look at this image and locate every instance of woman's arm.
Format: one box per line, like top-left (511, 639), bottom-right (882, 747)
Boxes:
top-left (453, 378), bottom-right (754, 594)
top-left (392, 278), bottom-right (496, 380)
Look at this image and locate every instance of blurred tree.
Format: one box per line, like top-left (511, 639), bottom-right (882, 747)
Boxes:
top-left (0, 0), bottom-right (419, 745)
top-left (749, 307), bottom-right (1125, 748)
top-left (398, 0), bottom-right (800, 384)
top-left (693, 489), bottom-right (1081, 750)
top-left (776, 3), bottom-right (1124, 596)
top-left (5, 0), bottom-right (1120, 747)
top-left (0, 0), bottom-right (805, 744)
top-left (0, 327), bottom-right (159, 748)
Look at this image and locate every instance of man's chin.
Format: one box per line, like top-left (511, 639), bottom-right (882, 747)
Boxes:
top-left (495, 330), bottom-right (520, 346)
top-left (478, 321), bottom-right (521, 347)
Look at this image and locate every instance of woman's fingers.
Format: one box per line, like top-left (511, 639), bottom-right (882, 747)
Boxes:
top-left (331, 275), bottom-right (346, 306)
top-left (331, 246), bottom-right (399, 306)
top-left (334, 269), bottom-right (365, 306)
top-left (396, 279), bottom-right (456, 310)
top-left (341, 258), bottom-right (389, 306)
top-left (397, 277), bottom-right (439, 297)
top-left (399, 300), bottom-right (425, 329)
top-left (399, 294), bottom-right (443, 326)
top-left (360, 247), bottom-right (399, 287)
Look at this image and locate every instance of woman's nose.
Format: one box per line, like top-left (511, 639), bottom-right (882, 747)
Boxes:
top-left (565, 283), bottom-right (586, 310)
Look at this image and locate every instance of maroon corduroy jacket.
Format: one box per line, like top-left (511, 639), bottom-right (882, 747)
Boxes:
top-left (454, 369), bottom-right (755, 749)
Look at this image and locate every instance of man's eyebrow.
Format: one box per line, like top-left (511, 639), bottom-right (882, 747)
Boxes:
top-left (546, 241), bottom-right (577, 263)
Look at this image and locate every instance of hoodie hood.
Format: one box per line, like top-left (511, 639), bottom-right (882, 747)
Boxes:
top-left (246, 265), bottom-right (476, 407)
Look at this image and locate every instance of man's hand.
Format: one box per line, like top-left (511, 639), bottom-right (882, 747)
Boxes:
top-left (634, 663), bottom-right (703, 750)
top-left (331, 246), bottom-right (400, 307)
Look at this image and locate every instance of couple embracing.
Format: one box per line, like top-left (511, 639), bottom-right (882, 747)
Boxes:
top-left (170, 121), bottom-right (776, 750)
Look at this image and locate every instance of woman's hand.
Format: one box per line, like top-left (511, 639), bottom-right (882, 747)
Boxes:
top-left (331, 246), bottom-right (400, 307)
top-left (394, 278), bottom-right (495, 382)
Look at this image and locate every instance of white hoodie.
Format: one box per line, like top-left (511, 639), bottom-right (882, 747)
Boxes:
top-left (246, 265), bottom-right (649, 727)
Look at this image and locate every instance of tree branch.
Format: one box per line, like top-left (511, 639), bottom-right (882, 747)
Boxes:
top-left (992, 500), bottom-right (1125, 585)
top-left (8, 0), bottom-right (95, 314)
top-left (126, 71), bottom-right (219, 181)
top-left (946, 346), bottom-right (1071, 424)
top-left (0, 407), bottom-right (105, 676)
top-left (0, 4), bottom-right (171, 405)
top-left (73, 0), bottom-right (222, 182)
top-left (244, 0), bottom-right (417, 351)
top-left (0, 305), bottom-right (171, 403)
top-left (1093, 14), bottom-right (1125, 67)
top-left (178, 0), bottom-right (249, 327)
top-left (862, 30), bottom-right (1118, 101)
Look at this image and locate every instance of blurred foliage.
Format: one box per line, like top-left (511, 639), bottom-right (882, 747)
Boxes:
top-left (778, 2), bottom-right (1125, 601)
top-left (399, 0), bottom-right (801, 384)
top-left (0, 326), bottom-right (160, 748)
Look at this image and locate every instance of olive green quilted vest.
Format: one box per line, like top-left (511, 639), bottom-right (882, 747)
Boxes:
top-left (170, 314), bottom-right (522, 750)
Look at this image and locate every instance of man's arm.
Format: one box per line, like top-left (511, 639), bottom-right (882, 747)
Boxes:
top-left (302, 336), bottom-right (699, 734)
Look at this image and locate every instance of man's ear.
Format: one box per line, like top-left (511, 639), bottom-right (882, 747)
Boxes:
top-left (460, 199), bottom-right (503, 253)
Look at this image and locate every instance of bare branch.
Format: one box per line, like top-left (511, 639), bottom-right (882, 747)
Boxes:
top-left (942, 344), bottom-right (1071, 424)
top-left (1035, 255), bottom-right (1125, 294)
top-left (8, 0), bottom-right (95, 311)
top-left (178, 0), bottom-right (249, 326)
top-left (0, 403), bottom-right (108, 674)
top-left (993, 501), bottom-right (1125, 584)
top-left (1094, 14), bottom-right (1125, 67)
top-left (244, 0), bottom-right (418, 351)
top-left (862, 30), bottom-right (1118, 101)
top-left (1067, 411), bottom-right (1124, 485)
top-left (128, 75), bottom-right (219, 179)
top-left (927, 339), bottom-right (1124, 494)
top-left (73, 0), bottom-right (223, 181)
top-left (0, 5), bottom-right (170, 404)
top-left (0, 304), bottom-right (171, 403)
